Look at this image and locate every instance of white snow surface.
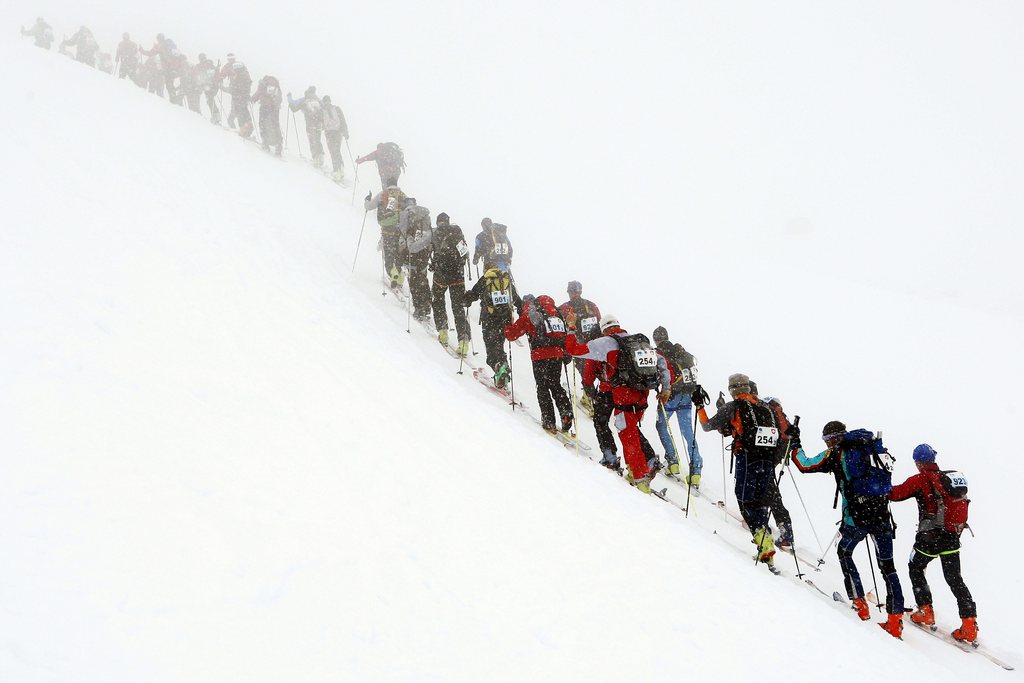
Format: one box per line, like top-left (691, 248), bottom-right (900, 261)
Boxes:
top-left (2, 3), bottom-right (1023, 681)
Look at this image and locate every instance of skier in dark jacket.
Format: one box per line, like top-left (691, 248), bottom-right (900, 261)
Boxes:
top-left (194, 54), bottom-right (220, 124)
top-left (505, 295), bottom-right (575, 432)
top-left (464, 264), bottom-right (521, 388)
top-left (321, 96), bottom-right (349, 182)
top-left (399, 199), bottom-right (434, 321)
top-left (115, 33), bottom-right (139, 80)
top-left (430, 213), bottom-right (471, 356)
top-left (288, 86), bottom-right (325, 167)
top-left (694, 373), bottom-right (780, 565)
top-left (224, 61), bottom-right (253, 138)
top-left (890, 444), bottom-right (978, 643)
top-left (790, 421), bottom-right (906, 638)
top-left (251, 75), bottom-right (283, 155)
top-left (61, 26), bottom-right (98, 66)
top-left (472, 218), bottom-right (513, 274)
top-left (751, 384), bottom-right (796, 548)
top-left (364, 182), bottom-right (407, 289)
top-left (21, 18), bottom-right (54, 49)
top-left (139, 34), bottom-right (177, 97)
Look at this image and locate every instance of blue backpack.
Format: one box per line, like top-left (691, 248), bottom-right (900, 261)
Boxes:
top-left (842, 428), bottom-right (893, 497)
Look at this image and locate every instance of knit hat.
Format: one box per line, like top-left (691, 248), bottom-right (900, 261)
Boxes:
top-left (652, 326), bottom-right (669, 344)
top-left (436, 212), bottom-right (450, 226)
top-left (481, 217), bottom-right (493, 228)
top-left (727, 373), bottom-right (751, 397)
top-left (599, 314), bottom-right (620, 332)
top-left (913, 444), bottom-right (937, 463)
top-left (749, 381), bottom-right (759, 397)
top-left (822, 421), bottom-right (847, 441)
top-left (567, 280), bottom-right (583, 295)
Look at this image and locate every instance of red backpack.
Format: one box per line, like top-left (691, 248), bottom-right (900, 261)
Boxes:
top-left (928, 470), bottom-right (970, 535)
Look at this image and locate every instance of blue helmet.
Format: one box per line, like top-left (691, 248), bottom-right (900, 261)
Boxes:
top-left (912, 443), bottom-right (937, 463)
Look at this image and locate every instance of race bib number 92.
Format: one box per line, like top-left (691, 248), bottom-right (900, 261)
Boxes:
top-left (580, 316), bottom-right (598, 333)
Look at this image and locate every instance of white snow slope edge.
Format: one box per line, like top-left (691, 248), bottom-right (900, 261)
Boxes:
top-left (0, 35), bottom-right (1018, 683)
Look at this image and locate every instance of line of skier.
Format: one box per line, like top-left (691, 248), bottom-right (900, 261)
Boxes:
top-left (24, 16), bottom-right (980, 649)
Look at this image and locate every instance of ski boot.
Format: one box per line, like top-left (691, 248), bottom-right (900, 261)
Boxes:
top-left (561, 413), bottom-right (573, 433)
top-left (910, 604), bottom-right (935, 629)
top-left (438, 329), bottom-right (449, 346)
top-left (600, 450), bottom-right (622, 475)
top-left (879, 613), bottom-right (903, 639)
top-left (456, 339), bottom-right (469, 358)
top-left (687, 473), bottom-right (701, 489)
top-left (666, 462), bottom-right (681, 476)
top-left (579, 392), bottom-right (594, 415)
top-left (542, 421), bottom-right (557, 433)
top-left (389, 266), bottom-right (402, 289)
top-left (493, 362), bottom-right (510, 389)
top-left (752, 527), bottom-right (776, 563)
top-left (648, 458), bottom-right (664, 480)
top-left (332, 169), bottom-right (344, 183)
top-left (775, 522), bottom-right (794, 550)
top-left (634, 476), bottom-right (652, 495)
top-left (852, 597), bottom-right (871, 621)
top-left (951, 617), bottom-right (978, 645)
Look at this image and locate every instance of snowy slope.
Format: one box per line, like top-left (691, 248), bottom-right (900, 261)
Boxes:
top-left (2, 6), bottom-right (1022, 681)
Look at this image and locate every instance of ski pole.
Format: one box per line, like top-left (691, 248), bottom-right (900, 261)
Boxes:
top-left (816, 526), bottom-right (841, 567)
top-left (350, 162), bottom-right (359, 207)
top-left (658, 401), bottom-right (687, 515)
top-left (686, 405), bottom-right (700, 517)
top-left (564, 361), bottom-right (580, 458)
top-left (507, 339), bottom-right (515, 410)
top-left (284, 105), bottom-right (290, 150)
top-left (352, 209), bottom-right (370, 274)
top-left (380, 248), bottom-right (387, 297)
top-left (247, 103), bottom-right (262, 144)
top-left (865, 536), bottom-right (883, 613)
top-left (291, 110), bottom-right (304, 158)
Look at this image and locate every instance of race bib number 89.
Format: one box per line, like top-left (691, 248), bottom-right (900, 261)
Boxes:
top-left (491, 291), bottom-right (510, 306)
top-left (580, 316), bottom-right (598, 333)
top-left (634, 348), bottom-right (657, 368)
top-left (755, 426), bottom-right (779, 447)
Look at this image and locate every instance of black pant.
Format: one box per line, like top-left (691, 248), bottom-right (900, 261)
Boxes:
top-left (592, 390), bottom-right (618, 456)
top-left (768, 468), bottom-right (793, 536)
top-left (204, 88), bottom-right (220, 122)
top-left (382, 228), bottom-right (402, 276)
top-left (533, 357), bottom-right (573, 428)
top-left (185, 90), bottom-right (201, 113)
top-left (431, 281), bottom-right (469, 341)
top-left (259, 106), bottom-right (282, 151)
top-left (481, 320), bottom-right (508, 373)
top-left (407, 251), bottom-right (432, 318)
top-left (908, 530), bottom-right (976, 618)
top-left (325, 130), bottom-right (344, 172)
top-left (307, 127), bottom-right (324, 161)
top-left (231, 96), bottom-right (251, 131)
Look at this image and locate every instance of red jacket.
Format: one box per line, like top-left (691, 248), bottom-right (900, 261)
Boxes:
top-left (890, 462), bottom-right (943, 518)
top-left (504, 296), bottom-right (566, 361)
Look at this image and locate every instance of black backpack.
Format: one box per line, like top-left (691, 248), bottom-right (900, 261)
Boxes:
top-left (610, 334), bottom-right (661, 391)
top-left (734, 400), bottom-right (780, 461)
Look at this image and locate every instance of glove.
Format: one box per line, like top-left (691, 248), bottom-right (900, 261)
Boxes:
top-left (716, 391), bottom-right (727, 411)
top-left (658, 389), bottom-right (671, 404)
top-left (786, 423), bottom-right (801, 441)
top-left (690, 385), bottom-right (709, 409)
top-left (563, 307), bottom-right (578, 331)
top-left (790, 436), bottom-right (802, 452)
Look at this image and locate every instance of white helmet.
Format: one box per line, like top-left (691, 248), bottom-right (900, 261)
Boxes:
top-left (599, 314), bottom-right (620, 332)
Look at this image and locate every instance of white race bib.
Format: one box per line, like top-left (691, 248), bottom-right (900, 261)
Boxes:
top-left (681, 366), bottom-right (697, 384)
top-left (386, 197), bottom-right (399, 211)
top-left (545, 317), bottom-right (566, 334)
top-left (755, 426), bottom-right (779, 448)
top-left (580, 316), bottom-right (598, 333)
top-left (947, 472), bottom-right (968, 489)
top-left (491, 290), bottom-right (510, 306)
top-left (634, 348), bottom-right (657, 368)
top-left (456, 240), bottom-right (469, 257)
top-left (493, 242), bottom-right (510, 256)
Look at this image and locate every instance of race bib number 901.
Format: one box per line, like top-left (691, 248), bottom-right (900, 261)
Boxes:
top-left (580, 316), bottom-right (598, 333)
top-left (755, 426), bottom-right (779, 447)
top-left (545, 317), bottom-right (566, 334)
top-left (634, 348), bottom-right (657, 368)
top-left (491, 290), bottom-right (510, 306)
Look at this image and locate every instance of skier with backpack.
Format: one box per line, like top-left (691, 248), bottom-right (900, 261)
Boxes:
top-left (651, 326), bottom-right (702, 485)
top-left (139, 34), bottom-right (177, 97)
top-left (790, 421), bottom-right (906, 638)
top-left (472, 218), bottom-right (513, 274)
top-left (751, 386), bottom-right (797, 549)
top-left (21, 18), bottom-right (54, 50)
top-left (251, 75), bottom-right (284, 156)
top-left (565, 316), bottom-right (671, 493)
top-left (504, 295), bottom-right (574, 432)
top-left (463, 264), bottom-right (521, 388)
top-left (889, 444), bottom-right (978, 644)
top-left (364, 181), bottom-right (407, 289)
top-left (194, 55), bottom-right (220, 124)
top-left (115, 33), bottom-right (139, 80)
top-left (321, 96), bottom-right (349, 182)
top-left (222, 61), bottom-right (253, 137)
top-left (357, 142), bottom-right (406, 188)
top-left (288, 87), bottom-right (325, 167)
top-left (430, 213), bottom-right (471, 356)
top-left (693, 374), bottom-right (782, 566)
top-left (558, 281), bottom-right (601, 411)
top-left (61, 26), bottom-right (99, 67)
top-left (399, 198), bottom-right (434, 322)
